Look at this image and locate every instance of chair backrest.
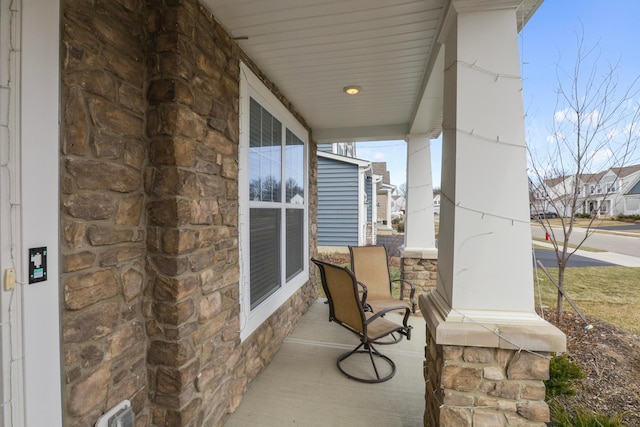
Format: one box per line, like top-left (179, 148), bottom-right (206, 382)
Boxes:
top-left (349, 246), bottom-right (391, 299)
top-left (311, 259), bottom-right (365, 333)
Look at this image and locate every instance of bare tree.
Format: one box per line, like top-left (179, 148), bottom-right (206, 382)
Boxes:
top-left (394, 182), bottom-right (407, 197)
top-left (528, 35), bottom-right (640, 322)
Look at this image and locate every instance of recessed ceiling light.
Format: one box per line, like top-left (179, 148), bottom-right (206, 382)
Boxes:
top-left (343, 85), bottom-right (361, 95)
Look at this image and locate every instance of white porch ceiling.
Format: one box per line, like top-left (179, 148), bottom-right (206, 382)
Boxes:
top-left (202, 0), bottom-right (543, 143)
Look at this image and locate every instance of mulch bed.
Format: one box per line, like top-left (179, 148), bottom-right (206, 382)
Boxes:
top-left (541, 309), bottom-right (640, 426)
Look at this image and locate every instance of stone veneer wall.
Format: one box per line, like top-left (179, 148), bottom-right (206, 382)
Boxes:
top-left (60, 1), bottom-right (318, 426)
top-left (401, 257), bottom-right (437, 295)
top-left (425, 328), bottom-right (551, 426)
top-left (60, 1), bottom-right (149, 426)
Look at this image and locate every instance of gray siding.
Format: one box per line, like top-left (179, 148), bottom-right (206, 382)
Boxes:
top-left (317, 143), bottom-right (333, 153)
top-left (318, 156), bottom-right (359, 246)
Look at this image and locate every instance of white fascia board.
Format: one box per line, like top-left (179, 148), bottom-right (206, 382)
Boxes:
top-left (317, 150), bottom-right (370, 167)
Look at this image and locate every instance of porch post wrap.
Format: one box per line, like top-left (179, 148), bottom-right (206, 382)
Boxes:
top-left (434, 1), bottom-right (547, 323)
top-left (401, 134), bottom-right (438, 259)
top-left (421, 4), bottom-right (565, 426)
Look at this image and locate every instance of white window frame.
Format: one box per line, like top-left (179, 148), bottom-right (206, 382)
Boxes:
top-left (238, 63), bottom-right (309, 341)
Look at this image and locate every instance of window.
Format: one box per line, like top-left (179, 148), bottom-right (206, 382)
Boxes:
top-left (239, 63), bottom-right (309, 340)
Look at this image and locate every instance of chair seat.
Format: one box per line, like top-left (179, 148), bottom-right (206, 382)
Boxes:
top-left (365, 313), bottom-right (406, 341)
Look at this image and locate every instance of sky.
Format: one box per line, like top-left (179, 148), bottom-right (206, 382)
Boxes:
top-left (355, 1), bottom-right (640, 189)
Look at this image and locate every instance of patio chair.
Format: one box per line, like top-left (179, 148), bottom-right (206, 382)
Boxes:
top-left (311, 258), bottom-right (412, 383)
top-left (348, 245), bottom-right (417, 314)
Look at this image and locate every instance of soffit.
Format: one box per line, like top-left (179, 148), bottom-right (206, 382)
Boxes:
top-left (202, 0), bottom-right (542, 143)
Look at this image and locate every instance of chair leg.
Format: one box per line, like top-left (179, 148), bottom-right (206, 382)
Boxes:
top-left (372, 331), bottom-right (404, 345)
top-left (336, 342), bottom-right (396, 383)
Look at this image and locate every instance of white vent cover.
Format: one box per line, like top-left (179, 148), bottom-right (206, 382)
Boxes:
top-left (95, 400), bottom-right (135, 427)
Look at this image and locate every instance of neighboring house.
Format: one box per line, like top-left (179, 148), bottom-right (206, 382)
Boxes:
top-left (317, 147), bottom-right (377, 248)
top-left (532, 165), bottom-right (640, 217)
top-left (433, 193), bottom-right (441, 214)
top-left (624, 173), bottom-right (640, 214)
top-left (372, 162), bottom-right (396, 232)
top-left (530, 175), bottom-right (576, 217)
top-left (391, 195), bottom-right (406, 214)
top-left (316, 147), bottom-right (401, 246)
top-left (595, 165), bottom-right (640, 216)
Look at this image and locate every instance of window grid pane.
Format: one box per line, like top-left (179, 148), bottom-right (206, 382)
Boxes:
top-left (286, 209), bottom-right (304, 280)
top-left (285, 129), bottom-right (305, 204)
top-left (250, 98), bottom-right (282, 202)
top-left (250, 208), bottom-right (281, 309)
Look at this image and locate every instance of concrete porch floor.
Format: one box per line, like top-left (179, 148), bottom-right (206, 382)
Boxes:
top-left (224, 299), bottom-right (426, 427)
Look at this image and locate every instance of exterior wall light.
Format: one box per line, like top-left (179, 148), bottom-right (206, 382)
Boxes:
top-left (343, 85), bottom-right (361, 95)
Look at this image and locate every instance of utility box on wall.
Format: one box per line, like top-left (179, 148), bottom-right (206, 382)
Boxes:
top-left (95, 400), bottom-right (134, 427)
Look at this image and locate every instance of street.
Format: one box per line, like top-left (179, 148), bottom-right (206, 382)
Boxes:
top-left (531, 224), bottom-right (640, 258)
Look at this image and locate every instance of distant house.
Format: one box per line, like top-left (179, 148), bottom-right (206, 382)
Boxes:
top-left (530, 165), bottom-right (640, 217)
top-left (391, 195), bottom-right (405, 214)
top-left (372, 162), bottom-right (395, 232)
top-left (625, 173), bottom-right (640, 214)
top-left (593, 165), bottom-right (640, 216)
top-left (530, 175), bottom-right (576, 217)
top-left (317, 144), bottom-right (377, 248)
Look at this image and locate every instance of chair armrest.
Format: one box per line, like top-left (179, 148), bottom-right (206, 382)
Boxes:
top-left (365, 305), bottom-right (410, 327)
top-left (391, 279), bottom-right (417, 313)
top-left (357, 281), bottom-right (368, 308)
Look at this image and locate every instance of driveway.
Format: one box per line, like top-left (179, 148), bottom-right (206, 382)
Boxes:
top-left (532, 248), bottom-right (616, 268)
top-left (594, 223), bottom-right (640, 231)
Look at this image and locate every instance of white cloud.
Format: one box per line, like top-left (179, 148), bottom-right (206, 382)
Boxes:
top-left (554, 109), bottom-right (576, 123)
top-left (546, 132), bottom-right (563, 143)
top-left (373, 152), bottom-right (385, 161)
top-left (553, 108), bottom-right (600, 127)
top-left (588, 148), bottom-right (613, 168)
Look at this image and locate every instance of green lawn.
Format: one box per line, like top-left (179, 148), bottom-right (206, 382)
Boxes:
top-left (533, 266), bottom-right (640, 334)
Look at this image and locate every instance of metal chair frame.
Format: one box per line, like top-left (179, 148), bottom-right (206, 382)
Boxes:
top-left (312, 258), bottom-right (412, 383)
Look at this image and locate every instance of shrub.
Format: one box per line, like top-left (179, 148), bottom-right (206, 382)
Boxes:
top-left (549, 401), bottom-right (625, 427)
top-left (396, 220), bottom-right (404, 232)
top-left (545, 354), bottom-right (585, 399)
top-left (545, 355), bottom-right (623, 426)
top-left (617, 214), bottom-right (640, 221)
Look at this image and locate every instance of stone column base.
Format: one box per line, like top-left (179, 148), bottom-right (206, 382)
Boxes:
top-left (421, 294), bottom-right (566, 426)
top-left (425, 327), bottom-right (551, 426)
top-left (400, 253), bottom-right (437, 297)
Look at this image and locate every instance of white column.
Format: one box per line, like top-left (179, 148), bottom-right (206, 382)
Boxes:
top-left (400, 134), bottom-right (437, 258)
top-left (422, 1), bottom-right (564, 351)
top-left (370, 174), bottom-right (379, 244)
top-left (385, 187), bottom-right (393, 228)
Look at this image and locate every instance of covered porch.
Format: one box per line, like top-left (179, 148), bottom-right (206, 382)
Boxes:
top-left (0, 0), bottom-right (567, 426)
top-left (224, 300), bottom-right (426, 426)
